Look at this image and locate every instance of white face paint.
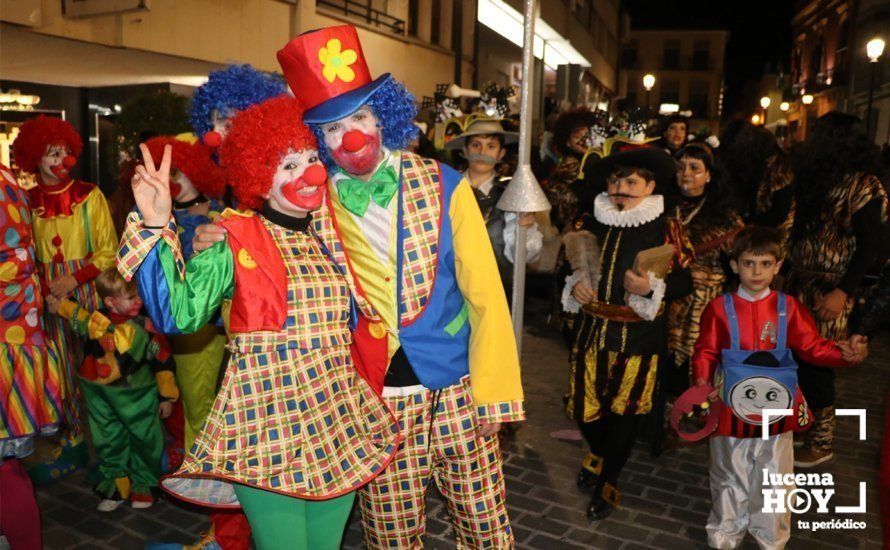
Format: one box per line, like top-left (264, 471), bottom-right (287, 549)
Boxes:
top-left (210, 108), bottom-right (236, 138)
top-left (728, 376), bottom-right (792, 424)
top-left (39, 144), bottom-right (70, 184)
top-left (266, 148), bottom-right (326, 216)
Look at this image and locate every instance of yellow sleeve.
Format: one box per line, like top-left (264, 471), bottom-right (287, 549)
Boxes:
top-left (449, 179), bottom-right (525, 423)
top-left (85, 188), bottom-right (118, 272)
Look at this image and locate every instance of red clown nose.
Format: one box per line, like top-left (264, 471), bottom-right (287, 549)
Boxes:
top-left (341, 130), bottom-right (367, 153)
top-left (302, 164), bottom-right (327, 186)
top-left (62, 156), bottom-right (77, 168)
top-left (202, 131), bottom-right (223, 148)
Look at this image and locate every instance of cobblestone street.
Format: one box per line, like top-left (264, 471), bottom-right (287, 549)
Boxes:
top-left (37, 300), bottom-right (887, 549)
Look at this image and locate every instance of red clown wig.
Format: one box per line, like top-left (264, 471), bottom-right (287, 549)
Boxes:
top-left (12, 116), bottom-right (84, 174)
top-left (219, 95), bottom-right (318, 210)
top-left (143, 136), bottom-right (225, 199)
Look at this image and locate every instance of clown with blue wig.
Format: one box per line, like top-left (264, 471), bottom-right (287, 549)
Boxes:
top-left (189, 64), bottom-right (285, 148)
top-left (274, 24), bottom-right (525, 548)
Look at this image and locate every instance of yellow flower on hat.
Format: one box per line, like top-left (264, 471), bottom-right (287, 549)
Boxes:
top-left (318, 38), bottom-right (357, 83)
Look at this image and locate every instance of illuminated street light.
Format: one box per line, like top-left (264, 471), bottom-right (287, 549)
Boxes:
top-left (642, 73), bottom-right (656, 111)
top-left (866, 38), bottom-right (885, 137)
top-left (780, 101), bottom-right (790, 112)
top-left (802, 94), bottom-right (814, 105)
top-left (867, 38), bottom-right (885, 62)
top-left (760, 96), bottom-right (771, 109)
top-left (751, 113), bottom-right (761, 125)
top-left (643, 73), bottom-right (656, 90)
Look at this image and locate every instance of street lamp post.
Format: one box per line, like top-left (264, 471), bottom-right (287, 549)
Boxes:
top-left (760, 96), bottom-right (771, 125)
top-left (643, 73), bottom-right (656, 112)
top-left (866, 38), bottom-right (885, 139)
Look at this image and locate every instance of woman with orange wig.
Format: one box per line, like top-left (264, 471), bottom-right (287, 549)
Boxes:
top-left (116, 96), bottom-right (399, 549)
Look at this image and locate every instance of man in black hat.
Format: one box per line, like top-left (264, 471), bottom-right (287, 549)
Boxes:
top-left (561, 146), bottom-right (693, 520)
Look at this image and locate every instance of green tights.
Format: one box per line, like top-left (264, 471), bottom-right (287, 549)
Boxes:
top-left (233, 484), bottom-right (355, 550)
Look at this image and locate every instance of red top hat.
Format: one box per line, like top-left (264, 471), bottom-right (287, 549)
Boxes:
top-left (277, 25), bottom-right (390, 124)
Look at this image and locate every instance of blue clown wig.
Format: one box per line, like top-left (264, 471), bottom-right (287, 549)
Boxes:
top-left (310, 77), bottom-right (420, 169)
top-left (189, 64), bottom-right (286, 137)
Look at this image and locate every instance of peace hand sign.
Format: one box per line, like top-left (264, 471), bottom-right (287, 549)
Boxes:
top-left (132, 143), bottom-right (173, 228)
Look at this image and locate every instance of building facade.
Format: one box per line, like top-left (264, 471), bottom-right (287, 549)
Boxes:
top-left (783, 0), bottom-right (854, 141)
top-left (475, 0), bottom-right (622, 119)
top-left (849, 0), bottom-right (890, 145)
top-left (1, 0), bottom-right (477, 185)
top-left (619, 29), bottom-right (728, 134)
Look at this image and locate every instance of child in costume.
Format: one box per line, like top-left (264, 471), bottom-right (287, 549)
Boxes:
top-left (0, 163), bottom-right (63, 549)
top-left (275, 25), bottom-right (524, 548)
top-left (692, 226), bottom-right (864, 549)
top-left (12, 115), bottom-right (118, 477)
top-left (444, 117), bottom-right (543, 291)
top-left (562, 146), bottom-right (693, 520)
top-left (118, 96), bottom-right (400, 550)
top-left (46, 268), bottom-right (177, 512)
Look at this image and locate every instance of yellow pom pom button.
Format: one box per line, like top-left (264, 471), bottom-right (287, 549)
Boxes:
top-left (237, 248), bottom-right (257, 269)
top-left (369, 322), bottom-right (387, 339)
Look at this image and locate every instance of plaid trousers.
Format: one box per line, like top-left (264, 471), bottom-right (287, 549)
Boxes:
top-left (359, 377), bottom-right (514, 549)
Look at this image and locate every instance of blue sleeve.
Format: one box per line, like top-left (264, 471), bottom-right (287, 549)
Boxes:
top-left (136, 247), bottom-right (181, 335)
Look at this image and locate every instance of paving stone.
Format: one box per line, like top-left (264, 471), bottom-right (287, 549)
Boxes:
top-left (40, 300), bottom-right (885, 549)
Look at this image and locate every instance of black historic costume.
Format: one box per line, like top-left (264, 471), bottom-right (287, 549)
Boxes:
top-left (561, 147), bottom-right (693, 518)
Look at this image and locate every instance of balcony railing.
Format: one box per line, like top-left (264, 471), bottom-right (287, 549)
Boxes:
top-left (317, 0), bottom-right (405, 35)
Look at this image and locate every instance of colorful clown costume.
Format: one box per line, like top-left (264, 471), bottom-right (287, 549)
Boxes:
top-left (0, 165), bottom-right (63, 458)
top-left (274, 24), bottom-right (524, 547)
top-left (313, 149), bottom-right (525, 548)
top-left (30, 179), bottom-right (118, 427)
top-left (55, 298), bottom-right (177, 502)
top-left (116, 207), bottom-right (401, 508)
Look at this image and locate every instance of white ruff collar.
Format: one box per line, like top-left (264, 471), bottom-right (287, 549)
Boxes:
top-left (594, 193), bottom-right (664, 227)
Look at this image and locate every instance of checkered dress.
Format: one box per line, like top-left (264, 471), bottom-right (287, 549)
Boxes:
top-left (160, 218), bottom-right (400, 506)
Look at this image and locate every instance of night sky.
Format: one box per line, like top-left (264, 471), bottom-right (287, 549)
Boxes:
top-left (623, 0), bottom-right (796, 118)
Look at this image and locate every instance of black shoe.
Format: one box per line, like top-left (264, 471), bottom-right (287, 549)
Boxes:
top-left (587, 495), bottom-right (613, 521)
top-left (576, 453), bottom-right (602, 493)
top-left (587, 482), bottom-right (620, 521)
top-left (576, 467), bottom-right (598, 493)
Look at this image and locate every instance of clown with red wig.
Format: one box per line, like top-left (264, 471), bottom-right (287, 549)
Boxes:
top-left (117, 96), bottom-right (400, 549)
top-left (12, 115), bottom-right (118, 476)
top-left (140, 135), bottom-right (227, 453)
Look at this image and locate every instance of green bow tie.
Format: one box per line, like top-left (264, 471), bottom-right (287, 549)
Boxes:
top-left (335, 165), bottom-right (399, 217)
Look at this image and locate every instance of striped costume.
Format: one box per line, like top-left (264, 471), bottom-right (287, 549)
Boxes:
top-left (29, 179), bottom-right (117, 439)
top-left (562, 193), bottom-right (692, 510)
top-left (0, 165), bottom-right (63, 459)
